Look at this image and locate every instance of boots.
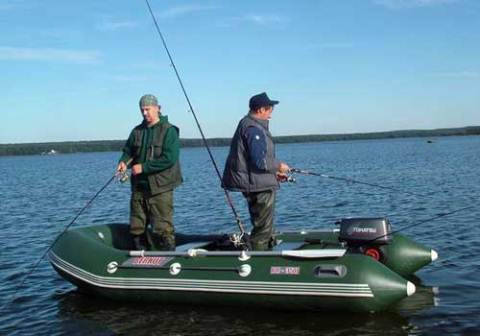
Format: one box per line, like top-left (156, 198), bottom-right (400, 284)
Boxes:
top-left (148, 231), bottom-right (176, 251)
top-left (132, 234), bottom-right (147, 250)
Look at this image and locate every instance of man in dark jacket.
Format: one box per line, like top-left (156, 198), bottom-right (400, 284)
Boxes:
top-left (222, 92), bottom-right (290, 250)
top-left (117, 94), bottom-right (182, 251)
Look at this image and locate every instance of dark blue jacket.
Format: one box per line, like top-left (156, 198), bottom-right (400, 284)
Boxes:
top-left (222, 115), bottom-right (280, 192)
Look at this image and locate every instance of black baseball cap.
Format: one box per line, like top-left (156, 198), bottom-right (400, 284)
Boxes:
top-left (249, 92), bottom-right (279, 110)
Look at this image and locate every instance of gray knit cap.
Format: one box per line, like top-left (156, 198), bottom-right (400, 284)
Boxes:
top-left (139, 94), bottom-right (158, 107)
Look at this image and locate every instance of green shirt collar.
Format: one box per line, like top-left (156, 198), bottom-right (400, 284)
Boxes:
top-left (145, 114), bottom-right (169, 128)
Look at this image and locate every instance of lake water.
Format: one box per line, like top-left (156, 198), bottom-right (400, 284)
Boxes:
top-left (0, 136), bottom-right (479, 335)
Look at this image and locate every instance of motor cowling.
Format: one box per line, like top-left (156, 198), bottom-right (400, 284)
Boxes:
top-left (337, 217), bottom-right (392, 246)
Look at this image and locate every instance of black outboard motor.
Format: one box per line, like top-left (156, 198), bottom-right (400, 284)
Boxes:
top-left (336, 217), bottom-right (392, 261)
top-left (337, 217), bottom-right (392, 245)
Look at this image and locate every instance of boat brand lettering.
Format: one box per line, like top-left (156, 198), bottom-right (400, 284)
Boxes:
top-left (133, 257), bottom-right (171, 265)
top-left (348, 227), bottom-right (377, 235)
top-left (122, 257), bottom-right (173, 268)
top-left (270, 266), bottom-right (300, 275)
top-left (353, 227), bottom-right (376, 233)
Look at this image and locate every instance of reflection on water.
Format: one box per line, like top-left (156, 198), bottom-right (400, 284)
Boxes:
top-left (1, 136), bottom-right (480, 335)
top-left (392, 276), bottom-right (439, 315)
top-left (53, 288), bottom-right (433, 336)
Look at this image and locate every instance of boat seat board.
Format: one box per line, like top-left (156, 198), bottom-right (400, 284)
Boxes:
top-left (273, 241), bottom-right (306, 251)
top-left (176, 241), bottom-right (212, 252)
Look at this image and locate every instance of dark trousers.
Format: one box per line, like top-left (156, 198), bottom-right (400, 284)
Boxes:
top-left (130, 190), bottom-right (175, 250)
top-left (243, 190), bottom-right (276, 251)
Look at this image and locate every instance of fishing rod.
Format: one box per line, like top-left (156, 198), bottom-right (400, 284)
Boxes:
top-left (0, 171), bottom-right (124, 314)
top-left (290, 168), bottom-right (426, 197)
top-left (364, 204), bottom-right (475, 246)
top-left (144, 0), bottom-right (247, 238)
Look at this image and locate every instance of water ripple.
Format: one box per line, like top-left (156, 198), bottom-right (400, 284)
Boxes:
top-left (1, 137), bottom-right (480, 335)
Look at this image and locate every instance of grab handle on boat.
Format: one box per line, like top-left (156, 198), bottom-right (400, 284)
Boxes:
top-left (128, 249), bottom-right (346, 259)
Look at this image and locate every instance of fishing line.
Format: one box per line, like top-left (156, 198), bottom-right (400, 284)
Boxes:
top-left (144, 0), bottom-right (246, 236)
top-left (0, 172), bottom-right (119, 314)
top-left (289, 169), bottom-right (474, 244)
top-left (290, 168), bottom-right (426, 197)
top-left (362, 205), bottom-right (475, 246)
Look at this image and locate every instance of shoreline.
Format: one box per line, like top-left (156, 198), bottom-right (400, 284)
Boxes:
top-left (1, 126), bottom-right (479, 156)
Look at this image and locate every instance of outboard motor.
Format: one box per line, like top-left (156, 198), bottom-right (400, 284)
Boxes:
top-left (336, 217), bottom-right (392, 261)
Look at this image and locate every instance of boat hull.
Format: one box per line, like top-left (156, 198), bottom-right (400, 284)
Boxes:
top-left (278, 231), bottom-right (436, 277)
top-left (48, 224), bottom-right (425, 312)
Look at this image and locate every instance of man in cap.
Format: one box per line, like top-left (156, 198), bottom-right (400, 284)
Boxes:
top-left (222, 92), bottom-right (290, 250)
top-left (117, 94), bottom-right (182, 251)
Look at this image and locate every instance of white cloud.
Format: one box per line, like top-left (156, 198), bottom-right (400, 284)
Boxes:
top-left (303, 42), bottom-right (355, 52)
top-left (157, 5), bottom-right (217, 19)
top-left (431, 71), bottom-right (479, 78)
top-left (244, 14), bottom-right (287, 25)
top-left (96, 20), bottom-right (138, 32)
top-left (0, 46), bottom-right (101, 64)
top-left (317, 42), bottom-right (355, 49)
top-left (373, 0), bottom-right (459, 9)
top-left (111, 75), bottom-right (151, 82)
top-left (0, 0), bottom-right (28, 11)
top-left (220, 14), bottom-right (288, 27)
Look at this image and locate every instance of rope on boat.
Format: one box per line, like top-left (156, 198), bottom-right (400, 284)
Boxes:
top-left (143, 0), bottom-right (247, 241)
top-left (290, 168), bottom-right (427, 197)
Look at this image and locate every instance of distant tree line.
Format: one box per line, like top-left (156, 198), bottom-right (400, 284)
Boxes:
top-left (274, 126), bottom-right (480, 143)
top-left (1, 126), bottom-right (479, 157)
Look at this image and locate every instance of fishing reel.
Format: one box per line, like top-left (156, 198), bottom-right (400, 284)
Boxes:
top-left (279, 172), bottom-right (296, 183)
top-left (230, 232), bottom-right (252, 250)
top-left (285, 175), bottom-right (296, 183)
top-left (117, 171), bottom-right (130, 183)
top-left (117, 159), bottom-right (134, 184)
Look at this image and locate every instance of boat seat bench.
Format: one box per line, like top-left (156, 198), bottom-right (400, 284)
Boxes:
top-left (273, 241), bottom-right (306, 251)
top-left (175, 241), bottom-right (212, 252)
top-left (176, 240), bottom-right (306, 252)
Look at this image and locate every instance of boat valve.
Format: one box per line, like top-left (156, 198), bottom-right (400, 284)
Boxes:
top-left (238, 264), bottom-right (252, 277)
top-left (107, 261), bottom-right (118, 274)
top-left (169, 262), bottom-right (182, 276)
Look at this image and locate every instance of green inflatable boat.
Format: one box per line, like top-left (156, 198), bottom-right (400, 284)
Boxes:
top-left (49, 217), bottom-right (437, 312)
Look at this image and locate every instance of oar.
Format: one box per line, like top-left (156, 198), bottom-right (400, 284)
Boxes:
top-left (129, 248), bottom-right (346, 259)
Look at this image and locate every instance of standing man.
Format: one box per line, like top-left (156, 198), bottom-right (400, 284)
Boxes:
top-left (117, 94), bottom-right (182, 251)
top-left (222, 92), bottom-right (290, 250)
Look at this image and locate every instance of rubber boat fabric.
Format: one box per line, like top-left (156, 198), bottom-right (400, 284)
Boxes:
top-left (49, 217), bottom-right (437, 312)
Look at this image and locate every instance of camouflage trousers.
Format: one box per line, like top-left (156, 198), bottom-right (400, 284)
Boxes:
top-left (243, 190), bottom-right (276, 251)
top-left (130, 190), bottom-right (175, 251)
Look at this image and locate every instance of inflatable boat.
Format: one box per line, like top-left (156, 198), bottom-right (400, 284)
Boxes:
top-left (49, 217), bottom-right (437, 312)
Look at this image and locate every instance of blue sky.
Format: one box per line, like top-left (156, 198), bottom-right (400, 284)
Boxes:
top-left (1, 0), bottom-right (479, 143)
